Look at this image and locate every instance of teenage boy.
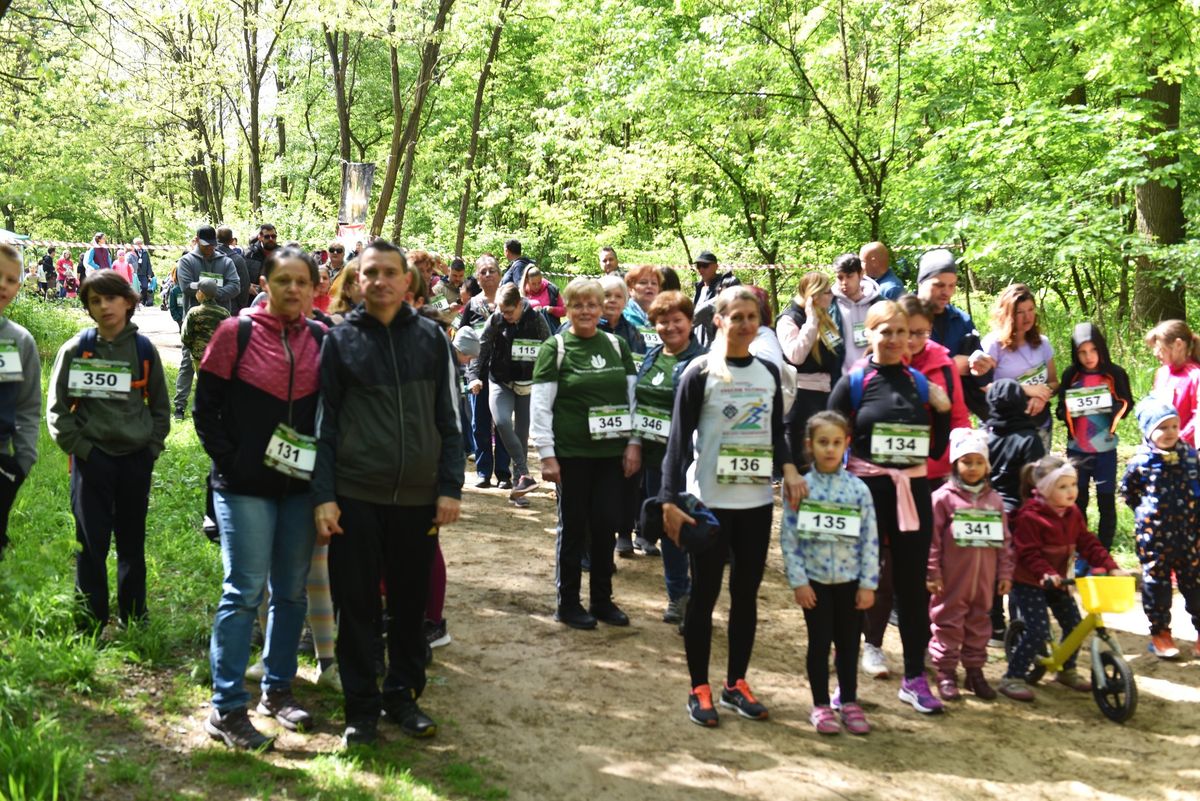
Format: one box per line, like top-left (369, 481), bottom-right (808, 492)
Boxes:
top-left (0, 245), bottom-right (41, 561)
top-left (313, 240), bottom-right (464, 747)
top-left (47, 270), bottom-right (170, 630)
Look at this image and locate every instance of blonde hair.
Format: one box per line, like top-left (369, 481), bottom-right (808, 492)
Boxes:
top-left (329, 263), bottom-right (360, 315)
top-left (562, 277), bottom-right (603, 308)
top-left (1145, 319), bottom-right (1200, 363)
top-left (795, 271), bottom-right (839, 364)
top-left (704, 286), bottom-right (760, 383)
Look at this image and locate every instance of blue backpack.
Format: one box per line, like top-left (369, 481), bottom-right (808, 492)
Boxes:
top-left (847, 365), bottom-right (929, 416)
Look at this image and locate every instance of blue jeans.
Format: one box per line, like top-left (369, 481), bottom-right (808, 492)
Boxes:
top-left (210, 491), bottom-right (316, 711)
top-left (644, 466), bottom-right (690, 601)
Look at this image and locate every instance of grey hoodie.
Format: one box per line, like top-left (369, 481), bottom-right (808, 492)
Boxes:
top-left (832, 275), bottom-right (882, 373)
top-left (0, 317), bottom-right (42, 475)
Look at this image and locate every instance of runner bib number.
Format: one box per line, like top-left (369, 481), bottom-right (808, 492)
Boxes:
top-left (200, 272), bottom-right (225, 287)
top-left (822, 329), bottom-right (843, 351)
top-left (68, 359), bottom-right (132, 399)
top-left (0, 341), bottom-right (22, 382)
top-left (1017, 363), bottom-right (1048, 386)
top-left (870, 423), bottom-right (930, 463)
top-left (952, 509), bottom-right (1004, 547)
top-left (795, 500), bottom-right (861, 542)
top-left (631, 352), bottom-right (645, 369)
top-left (588, 405), bottom-right (632, 439)
top-left (639, 327), bottom-right (662, 347)
top-left (511, 339), bottom-right (541, 362)
top-left (852, 323), bottom-right (868, 348)
top-left (716, 446), bottom-right (772, 484)
top-left (263, 423), bottom-right (317, 480)
top-left (633, 406), bottom-right (671, 443)
top-left (431, 296), bottom-right (450, 311)
top-left (1065, 386), bottom-right (1113, 417)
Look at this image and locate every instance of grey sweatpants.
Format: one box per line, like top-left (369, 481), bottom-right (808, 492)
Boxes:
top-left (488, 381), bottom-right (530, 478)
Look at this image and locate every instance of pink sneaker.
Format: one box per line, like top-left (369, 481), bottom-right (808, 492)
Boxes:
top-left (810, 705), bottom-right (840, 735)
top-left (839, 702), bottom-right (871, 735)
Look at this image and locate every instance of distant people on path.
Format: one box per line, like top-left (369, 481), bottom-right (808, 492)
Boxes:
top-left (690, 250), bottom-right (740, 348)
top-left (39, 248), bottom-right (56, 299)
top-left (174, 225), bottom-right (241, 422)
top-left (216, 226), bottom-right (250, 311)
top-left (600, 246), bottom-right (623, 277)
top-left (500, 239), bottom-right (534, 286)
top-left (131, 238), bottom-right (153, 306)
top-left (244, 223), bottom-right (279, 296)
top-left (520, 265), bottom-right (563, 329)
top-left (84, 232), bottom-right (111, 274)
top-left (181, 277), bottom-right (232, 369)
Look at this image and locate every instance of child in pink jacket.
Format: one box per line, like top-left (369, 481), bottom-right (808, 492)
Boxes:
top-left (927, 428), bottom-right (1014, 701)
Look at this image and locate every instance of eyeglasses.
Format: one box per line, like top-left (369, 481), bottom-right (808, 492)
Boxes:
top-left (910, 328), bottom-right (931, 339)
top-left (329, 248), bottom-right (344, 254)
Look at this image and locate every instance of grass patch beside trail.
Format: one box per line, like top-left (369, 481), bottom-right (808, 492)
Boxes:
top-left (0, 300), bottom-right (505, 801)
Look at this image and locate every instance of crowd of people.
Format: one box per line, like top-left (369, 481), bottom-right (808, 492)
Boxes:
top-left (0, 227), bottom-right (1199, 749)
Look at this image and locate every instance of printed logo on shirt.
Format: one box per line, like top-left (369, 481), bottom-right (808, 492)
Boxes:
top-left (731, 402), bottom-right (769, 431)
top-left (590, 354), bottom-right (606, 369)
top-left (652, 372), bottom-right (665, 386)
top-left (722, 403), bottom-right (739, 419)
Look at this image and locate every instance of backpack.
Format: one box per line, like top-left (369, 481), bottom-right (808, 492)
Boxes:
top-left (233, 315), bottom-right (324, 371)
top-left (554, 331), bottom-right (623, 370)
top-left (847, 365), bottom-right (929, 416)
top-left (77, 328), bottom-right (155, 400)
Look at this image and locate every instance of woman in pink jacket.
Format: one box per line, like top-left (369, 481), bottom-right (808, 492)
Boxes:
top-left (1145, 319), bottom-right (1200, 447)
top-left (901, 296), bottom-right (971, 484)
top-left (926, 428), bottom-right (1013, 701)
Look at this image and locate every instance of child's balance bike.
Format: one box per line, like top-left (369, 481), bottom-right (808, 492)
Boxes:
top-left (1004, 576), bottom-right (1138, 723)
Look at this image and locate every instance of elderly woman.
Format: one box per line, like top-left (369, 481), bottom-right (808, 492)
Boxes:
top-left (531, 278), bottom-right (640, 630)
top-left (982, 284), bottom-right (1057, 451)
top-left (629, 291), bottom-right (706, 624)
top-left (622, 264), bottom-right (662, 339)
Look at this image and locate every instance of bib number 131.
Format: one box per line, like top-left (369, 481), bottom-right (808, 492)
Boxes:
top-left (263, 424), bottom-right (317, 480)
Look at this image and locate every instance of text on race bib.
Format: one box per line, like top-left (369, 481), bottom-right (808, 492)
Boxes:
top-left (822, 329), bottom-right (843, 351)
top-left (68, 359), bottom-right (132, 399)
top-left (792, 500), bottom-right (861, 542)
top-left (639, 326), bottom-right (662, 347)
top-left (1017, 363), bottom-right (1048, 386)
top-left (432, 296), bottom-right (450, 311)
top-left (631, 352), bottom-right (645, 368)
top-left (716, 445), bottom-right (772, 484)
top-left (200, 272), bottom-right (225, 287)
top-left (263, 423), bottom-right (317, 480)
top-left (951, 509), bottom-right (1004, 547)
top-left (511, 339), bottom-right (541, 362)
top-left (633, 405), bottom-right (671, 443)
top-left (1065, 386), bottom-right (1113, 417)
top-left (0, 341), bottom-right (22, 382)
top-left (852, 323), bottom-right (868, 348)
top-left (588, 405), bottom-right (632, 440)
top-left (870, 423), bottom-right (930, 464)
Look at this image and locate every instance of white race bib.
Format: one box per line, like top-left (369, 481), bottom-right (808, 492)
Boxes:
top-left (716, 445), bottom-right (772, 484)
top-left (1017, 363), bottom-right (1048, 386)
top-left (870, 423), bottom-right (930, 464)
top-left (952, 509), bottom-right (1004, 547)
top-left (633, 405), bottom-right (671, 443)
top-left (852, 323), bottom-right (868, 348)
top-left (588, 405), bottom-right (632, 439)
top-left (795, 500), bottom-right (861, 542)
top-left (639, 327), bottom-right (662, 347)
top-left (200, 271), bottom-right (225, 287)
top-left (0, 340), bottom-right (23, 382)
top-left (512, 339), bottom-right (540, 362)
top-left (68, 359), bottom-right (132, 399)
top-left (263, 423), bottom-right (317, 479)
top-left (821, 329), bottom-right (843, 351)
top-left (1065, 386), bottom-right (1113, 417)
top-left (432, 296), bottom-right (451, 311)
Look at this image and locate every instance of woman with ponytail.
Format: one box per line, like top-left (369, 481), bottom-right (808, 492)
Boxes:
top-left (777, 271), bottom-right (845, 466)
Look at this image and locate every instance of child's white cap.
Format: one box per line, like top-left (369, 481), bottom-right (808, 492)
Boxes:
top-left (949, 427), bottom-right (989, 466)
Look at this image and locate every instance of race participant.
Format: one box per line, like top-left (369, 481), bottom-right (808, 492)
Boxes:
top-left (982, 284), bottom-right (1057, 451)
top-left (860, 241), bottom-right (905, 301)
top-left (827, 300), bottom-right (952, 715)
top-left (831, 253), bottom-right (881, 373)
top-left (531, 277), bottom-right (639, 630)
top-left (460, 254), bottom-right (511, 489)
top-left (520, 266), bottom-right (564, 329)
top-left (661, 286), bottom-right (805, 727)
top-left (468, 283), bottom-right (550, 506)
top-left (916, 249), bottom-right (994, 418)
top-left (194, 246), bottom-right (326, 751)
top-left (622, 264), bottom-right (661, 333)
top-left (0, 245), bottom-right (40, 562)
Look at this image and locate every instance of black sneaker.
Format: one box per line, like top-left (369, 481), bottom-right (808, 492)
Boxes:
top-left (256, 689), bottom-right (313, 732)
top-left (473, 476), bottom-right (491, 489)
top-left (342, 718), bottom-right (378, 747)
top-left (173, 410), bottom-right (185, 422)
top-left (687, 686), bottom-right (719, 727)
top-left (554, 605), bottom-right (597, 630)
top-left (384, 699), bottom-right (437, 738)
top-left (633, 537), bottom-right (660, 556)
top-left (497, 479), bottom-right (513, 490)
top-left (589, 603), bottom-right (630, 627)
top-left (719, 679), bottom-right (769, 720)
top-left (205, 707), bottom-right (275, 751)
top-left (509, 475), bottom-right (539, 498)
top-left (615, 536), bottom-right (635, 557)
top-left (424, 619), bottom-right (451, 648)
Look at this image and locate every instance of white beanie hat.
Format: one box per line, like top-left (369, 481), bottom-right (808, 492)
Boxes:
top-left (949, 427), bottom-right (989, 466)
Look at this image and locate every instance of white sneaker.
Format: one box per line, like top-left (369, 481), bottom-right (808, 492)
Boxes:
top-left (244, 659), bottom-right (266, 681)
top-left (861, 643), bottom-right (889, 679)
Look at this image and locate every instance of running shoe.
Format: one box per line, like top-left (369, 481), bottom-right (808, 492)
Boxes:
top-left (1150, 631), bottom-right (1180, 659)
top-left (810, 705), bottom-right (840, 735)
top-left (510, 475), bottom-right (538, 498)
top-left (383, 698), bottom-right (437, 738)
top-left (839, 703), bottom-right (870, 735)
top-left (719, 679), bottom-right (769, 720)
top-left (998, 676), bottom-right (1034, 701)
top-left (473, 476), bottom-right (491, 489)
top-left (342, 718), bottom-right (378, 747)
top-left (206, 707), bottom-right (274, 751)
top-left (687, 685), bottom-right (719, 727)
top-left (634, 537), bottom-right (660, 556)
top-left (424, 619), bottom-right (451, 648)
top-left (497, 479), bottom-right (513, 490)
top-left (256, 689), bottom-right (313, 732)
top-left (898, 675), bottom-right (944, 714)
top-left (861, 643), bottom-right (889, 679)
top-left (663, 594), bottom-right (688, 624)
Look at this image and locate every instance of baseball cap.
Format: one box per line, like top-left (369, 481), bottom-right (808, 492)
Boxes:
top-left (694, 250), bottom-right (718, 266)
top-left (190, 277), bottom-right (220, 298)
top-left (196, 225), bottom-right (217, 247)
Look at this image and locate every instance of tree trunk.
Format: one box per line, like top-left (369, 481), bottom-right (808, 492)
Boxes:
top-left (276, 72), bottom-right (288, 197)
top-left (455, 0), bottom-right (513, 256)
top-left (370, 0), bottom-right (406, 238)
top-left (1131, 77), bottom-right (1186, 324)
top-left (389, 0), bottom-right (456, 240)
top-left (325, 26), bottom-right (354, 165)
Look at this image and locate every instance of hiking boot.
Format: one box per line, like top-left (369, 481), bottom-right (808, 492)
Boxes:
top-left (1055, 669), bottom-right (1092, 692)
top-left (687, 685), bottom-right (719, 727)
top-left (555, 605), bottom-right (597, 630)
top-left (206, 707), bottom-right (274, 751)
top-left (861, 643), bottom-right (889, 679)
top-left (509, 475), bottom-right (538, 498)
top-left (898, 675), bottom-right (944, 714)
top-left (839, 702), bottom-right (871, 735)
top-left (810, 705), bottom-right (840, 735)
top-left (663, 594), bottom-right (688, 624)
top-left (342, 718), bottom-right (378, 747)
top-left (424, 619), bottom-right (451, 649)
top-left (1150, 631), bottom-right (1180, 659)
top-left (936, 670), bottom-right (961, 701)
top-left (719, 679), bottom-right (769, 720)
top-left (384, 699), bottom-right (437, 738)
top-left (964, 668), bottom-right (997, 700)
top-left (497, 479), bottom-right (513, 490)
top-left (256, 688), bottom-right (313, 732)
top-left (997, 676), bottom-right (1034, 701)
top-left (589, 603), bottom-right (630, 627)
top-left (633, 537), bottom-right (660, 556)
top-left (615, 535), bottom-right (635, 557)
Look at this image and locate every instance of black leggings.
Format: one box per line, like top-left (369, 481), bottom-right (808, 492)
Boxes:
top-left (684, 504), bottom-right (772, 688)
top-left (803, 580), bottom-right (862, 706)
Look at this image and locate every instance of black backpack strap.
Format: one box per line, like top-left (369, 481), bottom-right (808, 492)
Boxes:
top-left (941, 364), bottom-right (955, 407)
top-left (232, 316), bottom-right (253, 374)
top-left (305, 318), bottom-right (326, 348)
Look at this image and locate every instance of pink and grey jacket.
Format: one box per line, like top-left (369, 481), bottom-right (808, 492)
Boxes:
top-left (928, 482), bottom-right (1013, 604)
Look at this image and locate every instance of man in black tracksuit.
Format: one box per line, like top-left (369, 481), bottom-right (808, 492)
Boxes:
top-left (313, 240), bottom-right (464, 748)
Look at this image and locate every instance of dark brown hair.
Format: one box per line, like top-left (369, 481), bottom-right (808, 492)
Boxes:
top-left (80, 269), bottom-right (140, 321)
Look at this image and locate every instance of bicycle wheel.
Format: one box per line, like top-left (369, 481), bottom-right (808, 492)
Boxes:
top-left (1092, 650), bottom-right (1137, 723)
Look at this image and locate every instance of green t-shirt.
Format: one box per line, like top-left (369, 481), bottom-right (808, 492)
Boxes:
top-left (634, 352), bottom-right (679, 464)
top-left (533, 331), bottom-right (635, 458)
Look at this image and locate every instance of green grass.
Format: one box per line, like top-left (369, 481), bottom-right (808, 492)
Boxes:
top-left (0, 301), bottom-right (504, 801)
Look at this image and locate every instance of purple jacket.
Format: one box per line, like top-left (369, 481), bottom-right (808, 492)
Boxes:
top-left (928, 482), bottom-right (1014, 605)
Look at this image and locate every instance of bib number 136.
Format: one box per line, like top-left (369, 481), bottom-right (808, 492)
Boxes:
top-left (717, 446), bottom-right (771, 484)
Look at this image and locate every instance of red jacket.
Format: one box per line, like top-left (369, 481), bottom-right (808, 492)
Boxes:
top-left (1010, 496), bottom-right (1118, 587)
top-left (911, 340), bottom-right (971, 479)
